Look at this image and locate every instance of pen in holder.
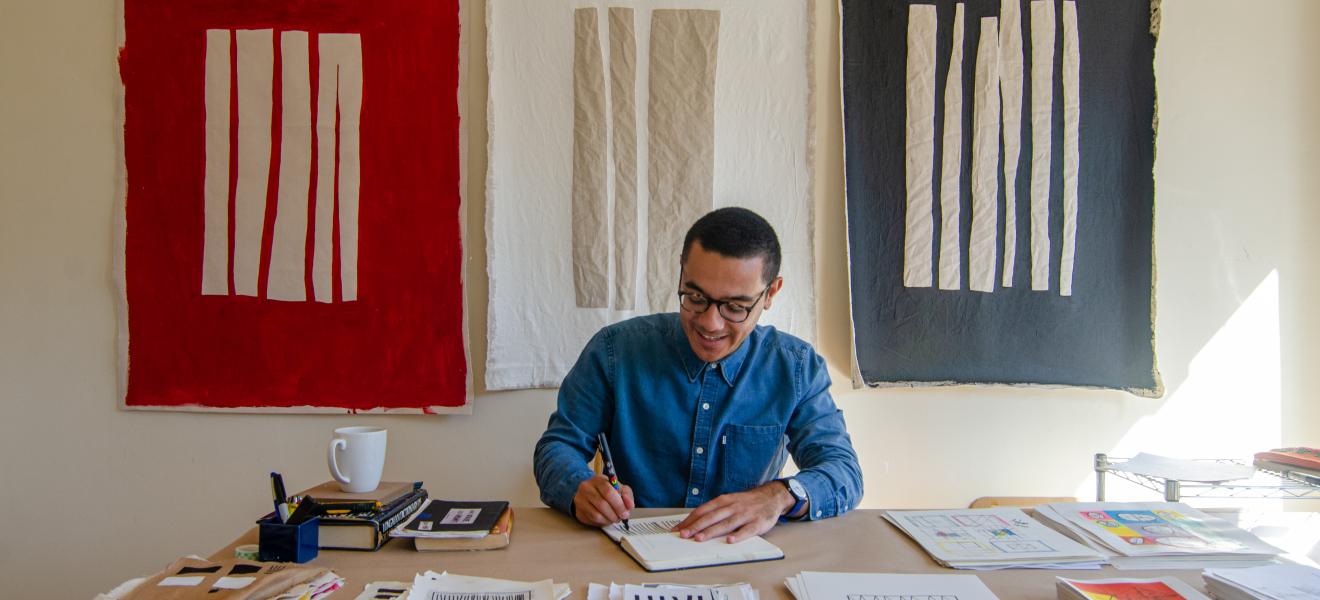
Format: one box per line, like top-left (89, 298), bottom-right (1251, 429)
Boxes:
top-left (258, 515), bottom-right (320, 563)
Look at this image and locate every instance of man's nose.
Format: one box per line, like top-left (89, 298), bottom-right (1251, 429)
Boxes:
top-left (697, 304), bottom-right (725, 329)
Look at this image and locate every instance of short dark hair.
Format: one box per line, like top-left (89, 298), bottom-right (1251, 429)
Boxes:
top-left (680, 207), bottom-right (782, 285)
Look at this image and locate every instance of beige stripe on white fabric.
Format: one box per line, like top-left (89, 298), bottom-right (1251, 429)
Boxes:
top-left (1060, 1), bottom-right (1080, 297)
top-left (646, 9), bottom-right (720, 311)
top-left (969, 17), bottom-right (1001, 293)
top-left (267, 31), bottom-right (312, 302)
top-left (233, 29), bottom-right (274, 298)
top-left (609, 7), bottom-right (638, 310)
top-left (998, 0), bottom-right (1024, 288)
top-left (202, 30), bottom-right (231, 296)
top-left (903, 5), bottom-right (938, 289)
top-left (571, 8), bottom-right (609, 308)
top-left (1029, 0), bottom-right (1055, 291)
top-left (937, 4), bottom-right (965, 291)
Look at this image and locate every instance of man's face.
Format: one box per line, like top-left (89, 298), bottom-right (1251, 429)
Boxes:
top-left (678, 240), bottom-right (782, 363)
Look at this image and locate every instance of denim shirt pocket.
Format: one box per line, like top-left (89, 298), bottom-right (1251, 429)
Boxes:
top-left (720, 423), bottom-right (787, 489)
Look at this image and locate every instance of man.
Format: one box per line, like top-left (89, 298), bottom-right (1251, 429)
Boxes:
top-left (534, 207), bottom-right (863, 543)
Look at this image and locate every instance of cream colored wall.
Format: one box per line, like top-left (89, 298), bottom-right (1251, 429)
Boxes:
top-left (1, 1), bottom-right (1317, 598)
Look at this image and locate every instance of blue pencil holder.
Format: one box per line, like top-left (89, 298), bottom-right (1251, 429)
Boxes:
top-left (258, 516), bottom-right (319, 563)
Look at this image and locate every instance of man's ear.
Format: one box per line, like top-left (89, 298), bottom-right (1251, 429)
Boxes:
top-left (761, 276), bottom-right (785, 311)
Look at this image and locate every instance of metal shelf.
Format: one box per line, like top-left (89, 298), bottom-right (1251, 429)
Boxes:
top-left (1094, 453), bottom-right (1320, 502)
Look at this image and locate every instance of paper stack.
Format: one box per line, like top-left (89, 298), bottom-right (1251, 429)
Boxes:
top-left (587, 581), bottom-right (758, 600)
top-left (1034, 502), bottom-right (1283, 570)
top-left (406, 571), bottom-right (570, 600)
top-left (785, 571), bottom-right (1000, 600)
top-left (1203, 564), bottom-right (1320, 600)
top-left (882, 508), bottom-right (1106, 569)
top-left (1055, 577), bottom-right (1210, 600)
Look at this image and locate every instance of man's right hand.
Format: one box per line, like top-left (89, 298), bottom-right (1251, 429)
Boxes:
top-left (572, 474), bottom-right (635, 527)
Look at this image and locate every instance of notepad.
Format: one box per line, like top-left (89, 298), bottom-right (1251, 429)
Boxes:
top-left (601, 513), bottom-right (784, 572)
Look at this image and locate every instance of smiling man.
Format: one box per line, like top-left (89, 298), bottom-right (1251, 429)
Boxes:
top-left (533, 207), bottom-right (863, 543)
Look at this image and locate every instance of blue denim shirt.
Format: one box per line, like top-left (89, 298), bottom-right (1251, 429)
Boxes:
top-left (534, 313), bottom-right (863, 520)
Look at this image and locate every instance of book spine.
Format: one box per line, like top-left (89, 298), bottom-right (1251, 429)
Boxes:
top-left (381, 490), bottom-right (428, 532)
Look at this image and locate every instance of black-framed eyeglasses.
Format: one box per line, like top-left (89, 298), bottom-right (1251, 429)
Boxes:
top-left (677, 284), bottom-right (771, 323)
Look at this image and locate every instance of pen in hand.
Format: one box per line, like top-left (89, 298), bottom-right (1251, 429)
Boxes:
top-left (597, 432), bottom-right (630, 532)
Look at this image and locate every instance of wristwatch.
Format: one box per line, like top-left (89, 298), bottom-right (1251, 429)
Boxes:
top-left (777, 476), bottom-right (808, 519)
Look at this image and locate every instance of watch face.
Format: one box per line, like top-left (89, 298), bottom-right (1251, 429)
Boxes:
top-left (787, 478), bottom-right (806, 500)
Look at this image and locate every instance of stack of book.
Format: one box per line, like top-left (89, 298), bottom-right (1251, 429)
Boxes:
top-left (1055, 577), bottom-right (1209, 600)
top-left (291, 480), bottom-right (429, 551)
top-left (1203, 564), bottom-right (1320, 600)
top-left (1253, 447), bottom-right (1320, 484)
top-left (1033, 502), bottom-right (1283, 569)
top-left (390, 499), bottom-right (514, 551)
top-left (882, 508), bottom-right (1105, 569)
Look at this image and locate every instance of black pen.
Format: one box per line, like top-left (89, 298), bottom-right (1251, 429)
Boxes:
top-left (271, 472), bottom-right (290, 523)
top-left (597, 432), bottom-right (630, 532)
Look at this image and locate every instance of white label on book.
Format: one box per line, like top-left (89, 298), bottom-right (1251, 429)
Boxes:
top-left (213, 576), bottom-right (256, 590)
top-left (159, 576), bottom-right (205, 587)
top-left (442, 508), bottom-right (483, 525)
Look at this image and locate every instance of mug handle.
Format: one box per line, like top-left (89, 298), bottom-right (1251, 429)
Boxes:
top-left (328, 438), bottom-right (351, 485)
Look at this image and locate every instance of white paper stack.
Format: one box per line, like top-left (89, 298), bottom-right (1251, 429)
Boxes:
top-left (1055, 577), bottom-right (1210, 600)
top-left (586, 581), bottom-right (759, 600)
top-left (1202, 564), bottom-right (1320, 600)
top-left (1034, 502), bottom-right (1283, 570)
top-left (406, 571), bottom-right (570, 600)
top-left (785, 571), bottom-right (1000, 600)
top-left (882, 508), bottom-right (1106, 569)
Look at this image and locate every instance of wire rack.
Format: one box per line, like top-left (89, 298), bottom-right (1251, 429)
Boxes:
top-left (1094, 453), bottom-right (1320, 502)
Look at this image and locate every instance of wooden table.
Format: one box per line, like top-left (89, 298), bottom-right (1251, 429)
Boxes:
top-left (212, 508), bottom-right (1211, 599)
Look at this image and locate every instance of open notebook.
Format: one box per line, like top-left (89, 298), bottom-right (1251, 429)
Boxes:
top-left (602, 513), bottom-right (784, 572)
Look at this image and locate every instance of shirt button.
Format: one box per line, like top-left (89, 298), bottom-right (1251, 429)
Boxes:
top-left (696, 447), bottom-right (704, 454)
top-left (702, 403), bottom-right (710, 410)
top-left (692, 488), bottom-right (700, 496)
top-left (815, 510), bottom-right (823, 518)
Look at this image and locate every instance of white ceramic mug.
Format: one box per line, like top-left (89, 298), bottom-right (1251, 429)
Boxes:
top-left (327, 426), bottom-right (387, 493)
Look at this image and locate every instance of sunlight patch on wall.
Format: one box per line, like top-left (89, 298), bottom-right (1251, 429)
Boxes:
top-left (1076, 270), bottom-right (1281, 501)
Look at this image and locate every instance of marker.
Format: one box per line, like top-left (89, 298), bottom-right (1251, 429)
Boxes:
top-left (271, 472), bottom-right (291, 523)
top-left (597, 432), bottom-right (630, 532)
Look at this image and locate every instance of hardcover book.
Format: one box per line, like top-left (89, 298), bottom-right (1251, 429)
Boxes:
top-left (314, 487), bottom-right (429, 551)
top-left (413, 506), bottom-right (514, 551)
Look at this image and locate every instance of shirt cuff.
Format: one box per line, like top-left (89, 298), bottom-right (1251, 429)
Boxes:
top-left (792, 470), bottom-right (849, 520)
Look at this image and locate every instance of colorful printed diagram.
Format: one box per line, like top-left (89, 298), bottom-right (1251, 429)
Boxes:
top-left (1064, 579), bottom-right (1184, 600)
top-left (1078, 510), bottom-right (1237, 551)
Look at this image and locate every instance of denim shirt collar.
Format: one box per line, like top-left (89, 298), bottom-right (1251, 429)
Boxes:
top-left (669, 313), bottom-right (752, 387)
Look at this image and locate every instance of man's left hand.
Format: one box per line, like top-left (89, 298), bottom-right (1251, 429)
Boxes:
top-left (674, 482), bottom-right (795, 543)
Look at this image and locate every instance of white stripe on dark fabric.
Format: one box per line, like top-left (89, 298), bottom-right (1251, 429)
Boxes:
top-left (903, 5), bottom-right (938, 288)
top-left (233, 29), bottom-right (274, 297)
top-left (998, 0), bottom-right (1024, 288)
top-left (937, 4), bottom-right (965, 291)
top-left (969, 17), bottom-right (1001, 293)
top-left (1060, 1), bottom-right (1081, 297)
top-left (267, 31), bottom-right (312, 302)
top-left (1029, 0), bottom-right (1055, 291)
top-left (327, 34), bottom-right (363, 302)
top-left (202, 29), bottom-right (231, 296)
